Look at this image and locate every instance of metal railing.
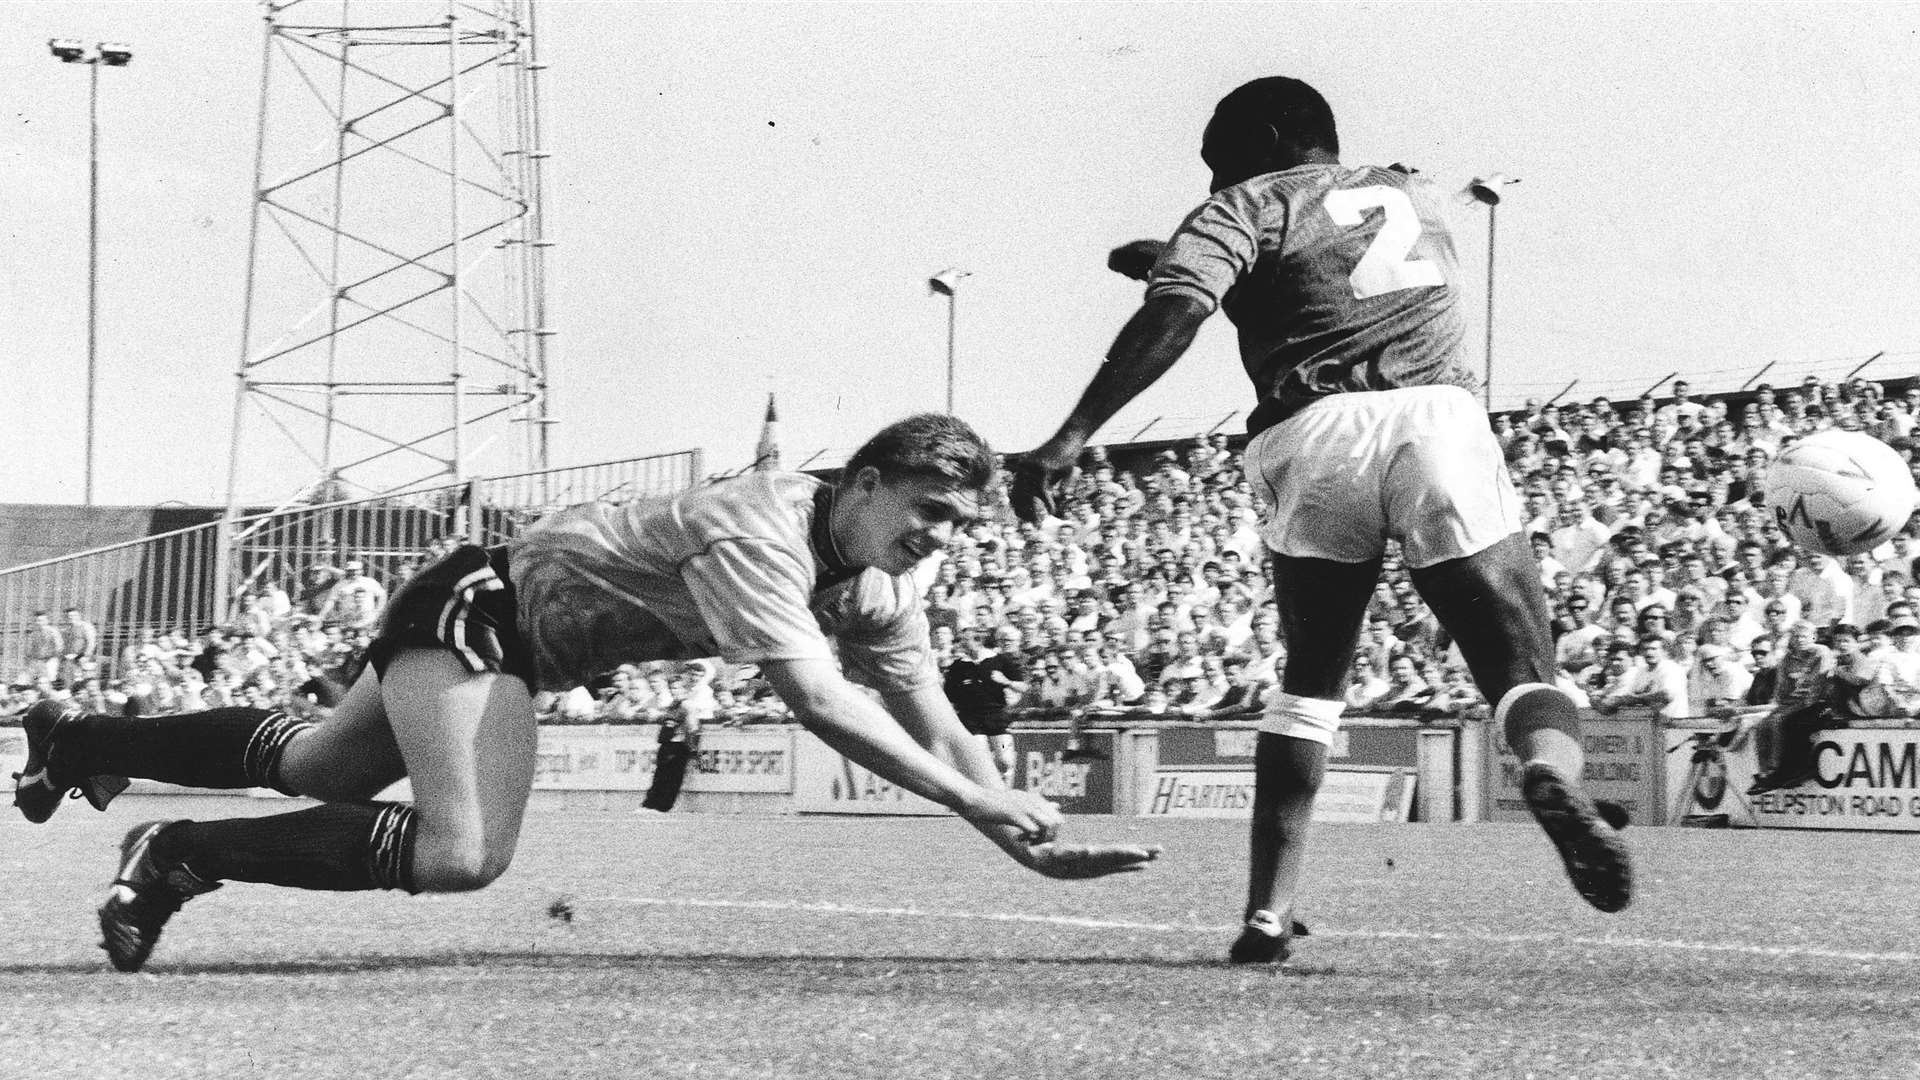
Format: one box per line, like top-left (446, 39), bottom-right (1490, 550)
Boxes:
top-left (0, 450), bottom-right (701, 685)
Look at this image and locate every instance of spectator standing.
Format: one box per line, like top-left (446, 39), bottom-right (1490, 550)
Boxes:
top-left (23, 612), bottom-right (62, 685)
top-left (233, 594), bottom-right (276, 641)
top-left (262, 579), bottom-right (294, 623)
top-left (297, 547), bottom-right (344, 614)
top-left (60, 608), bottom-right (99, 686)
top-left (318, 560), bottom-right (389, 632)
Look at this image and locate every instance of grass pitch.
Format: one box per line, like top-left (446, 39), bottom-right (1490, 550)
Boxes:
top-left (4, 797), bottom-right (1920, 1079)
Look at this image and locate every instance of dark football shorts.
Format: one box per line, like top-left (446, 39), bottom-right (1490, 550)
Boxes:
top-left (365, 545), bottom-right (534, 687)
top-left (958, 710), bottom-right (1012, 738)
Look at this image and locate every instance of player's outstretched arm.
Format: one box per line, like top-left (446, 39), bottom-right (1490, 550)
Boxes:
top-left (881, 684), bottom-right (1162, 879)
top-left (1011, 292), bottom-right (1211, 524)
top-left (761, 659), bottom-right (1063, 843)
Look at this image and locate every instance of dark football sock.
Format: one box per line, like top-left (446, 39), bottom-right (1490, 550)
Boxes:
top-left (1244, 730), bottom-right (1328, 922)
top-left (65, 708), bottom-right (310, 793)
top-left (153, 802), bottom-right (418, 893)
top-left (1497, 683), bottom-right (1584, 778)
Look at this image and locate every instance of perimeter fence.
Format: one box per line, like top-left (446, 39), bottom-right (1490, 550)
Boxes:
top-left (0, 451), bottom-right (701, 682)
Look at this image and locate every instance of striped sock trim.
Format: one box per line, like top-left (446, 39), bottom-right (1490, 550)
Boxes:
top-left (241, 712), bottom-right (313, 795)
top-left (438, 568), bottom-right (507, 674)
top-left (1494, 681), bottom-right (1583, 758)
top-left (1493, 682), bottom-right (1561, 730)
top-left (367, 803), bottom-right (419, 894)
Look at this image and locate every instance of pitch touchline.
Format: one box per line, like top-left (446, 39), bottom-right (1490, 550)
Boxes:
top-left (576, 895), bottom-right (1920, 965)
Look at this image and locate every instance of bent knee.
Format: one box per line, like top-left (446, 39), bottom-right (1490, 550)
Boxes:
top-left (410, 833), bottom-right (518, 893)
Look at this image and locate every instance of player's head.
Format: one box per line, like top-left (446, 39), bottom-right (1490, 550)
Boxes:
top-left (1202, 77), bottom-right (1339, 192)
top-left (836, 413), bottom-right (994, 574)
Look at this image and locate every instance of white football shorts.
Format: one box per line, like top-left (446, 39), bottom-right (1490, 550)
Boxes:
top-left (1245, 385), bottom-right (1521, 569)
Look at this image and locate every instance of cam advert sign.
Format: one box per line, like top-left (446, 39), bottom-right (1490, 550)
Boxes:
top-left (1487, 714), bottom-right (1659, 826)
top-left (1140, 766), bottom-right (1414, 823)
top-left (1010, 730), bottom-right (1116, 814)
top-left (1665, 726), bottom-right (1920, 832)
top-left (533, 725), bottom-right (792, 793)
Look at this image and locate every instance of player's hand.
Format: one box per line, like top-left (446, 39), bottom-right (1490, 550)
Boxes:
top-left (1107, 239), bottom-right (1166, 282)
top-left (1025, 841), bottom-right (1163, 879)
top-left (1011, 441), bottom-right (1078, 524)
top-left (963, 787), bottom-right (1064, 845)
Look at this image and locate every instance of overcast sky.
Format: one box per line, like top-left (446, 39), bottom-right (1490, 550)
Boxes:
top-left (6, 2), bottom-right (1920, 505)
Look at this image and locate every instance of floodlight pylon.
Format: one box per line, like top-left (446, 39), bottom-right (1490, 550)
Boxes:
top-left (224, 0), bottom-right (557, 515)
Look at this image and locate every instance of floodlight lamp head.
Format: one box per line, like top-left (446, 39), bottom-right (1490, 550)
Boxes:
top-left (98, 43), bottom-right (134, 67)
top-left (49, 39), bottom-right (89, 63)
top-left (928, 268), bottom-right (970, 296)
top-left (1467, 173), bottom-right (1519, 207)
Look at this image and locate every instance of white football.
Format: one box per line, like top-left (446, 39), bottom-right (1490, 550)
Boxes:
top-left (1764, 430), bottom-right (1919, 555)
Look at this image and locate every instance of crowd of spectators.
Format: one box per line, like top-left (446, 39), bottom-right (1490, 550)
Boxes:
top-left (13, 372), bottom-right (1920, 735)
top-left (2, 554), bottom-right (397, 723)
top-left (929, 372), bottom-right (1920, 730)
top-left (0, 532), bottom-right (801, 728)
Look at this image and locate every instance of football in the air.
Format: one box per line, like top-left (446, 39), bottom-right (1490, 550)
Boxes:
top-left (1763, 430), bottom-right (1919, 555)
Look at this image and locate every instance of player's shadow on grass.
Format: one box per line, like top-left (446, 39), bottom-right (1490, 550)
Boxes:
top-left (0, 951), bottom-right (1336, 977)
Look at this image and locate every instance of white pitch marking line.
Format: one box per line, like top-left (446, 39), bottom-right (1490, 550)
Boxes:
top-left (576, 895), bottom-right (1920, 965)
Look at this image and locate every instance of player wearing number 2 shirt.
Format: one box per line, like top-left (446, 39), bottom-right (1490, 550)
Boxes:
top-left (1013, 76), bottom-right (1631, 965)
top-left (1149, 161), bottom-right (1478, 436)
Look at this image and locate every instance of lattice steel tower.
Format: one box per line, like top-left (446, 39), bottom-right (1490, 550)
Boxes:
top-left (225, 0), bottom-right (555, 510)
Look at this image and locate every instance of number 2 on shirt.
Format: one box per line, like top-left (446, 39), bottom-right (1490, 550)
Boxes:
top-left (1323, 185), bottom-right (1443, 300)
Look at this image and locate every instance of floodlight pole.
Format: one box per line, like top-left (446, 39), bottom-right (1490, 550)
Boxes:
top-left (944, 289), bottom-right (957, 415)
top-left (1467, 174), bottom-right (1518, 412)
top-left (1482, 201), bottom-right (1496, 410)
top-left (85, 59), bottom-right (100, 505)
top-left (50, 40), bottom-right (129, 505)
top-left (928, 268), bottom-right (969, 414)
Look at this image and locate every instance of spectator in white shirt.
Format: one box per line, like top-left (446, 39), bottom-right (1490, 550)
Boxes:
top-left (1688, 644), bottom-right (1753, 716)
top-left (1598, 637), bottom-right (1690, 719)
top-left (1714, 592), bottom-right (1766, 650)
top-left (1530, 532), bottom-right (1567, 589)
top-left (1873, 620), bottom-right (1920, 717)
top-left (1550, 499), bottom-right (1614, 574)
top-left (1789, 552), bottom-right (1855, 627)
top-left (1344, 651), bottom-right (1389, 710)
top-left (1756, 564), bottom-right (1804, 626)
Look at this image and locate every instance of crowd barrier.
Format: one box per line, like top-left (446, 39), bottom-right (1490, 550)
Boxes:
top-left (7, 710), bottom-right (1916, 832)
top-left (0, 449), bottom-right (702, 682)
